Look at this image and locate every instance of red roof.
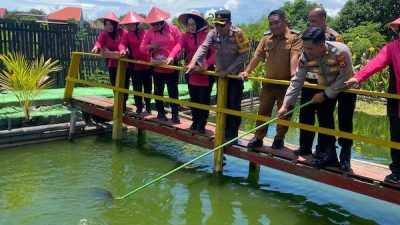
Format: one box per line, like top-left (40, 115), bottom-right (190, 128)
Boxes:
top-left (47, 7), bottom-right (82, 22)
top-left (0, 8), bottom-right (7, 18)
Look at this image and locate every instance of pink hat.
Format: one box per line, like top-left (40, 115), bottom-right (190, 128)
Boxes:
top-left (120, 11), bottom-right (144, 25)
top-left (98, 12), bottom-right (120, 24)
top-left (144, 6), bottom-right (171, 24)
top-left (388, 17), bottom-right (400, 32)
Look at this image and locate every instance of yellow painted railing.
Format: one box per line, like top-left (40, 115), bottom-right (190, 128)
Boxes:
top-left (64, 52), bottom-right (400, 167)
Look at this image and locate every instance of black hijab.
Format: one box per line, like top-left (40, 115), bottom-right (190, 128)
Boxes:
top-left (104, 19), bottom-right (118, 40)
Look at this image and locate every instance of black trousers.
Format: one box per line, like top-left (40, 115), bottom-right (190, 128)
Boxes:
top-left (153, 71), bottom-right (179, 117)
top-left (299, 87), bottom-right (337, 150)
top-left (389, 116), bottom-right (400, 175)
top-left (337, 92), bottom-right (357, 148)
top-left (316, 97), bottom-right (337, 148)
top-left (109, 67), bottom-right (130, 110)
top-left (189, 84), bottom-right (211, 128)
top-left (224, 79), bottom-right (244, 139)
top-left (299, 87), bottom-right (356, 150)
top-left (129, 69), bottom-right (152, 110)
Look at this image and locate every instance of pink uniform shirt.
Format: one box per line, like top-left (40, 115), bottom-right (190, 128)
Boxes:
top-left (95, 28), bottom-right (127, 68)
top-left (354, 39), bottom-right (400, 117)
top-left (119, 28), bottom-right (151, 71)
top-left (140, 23), bottom-right (181, 74)
top-left (169, 29), bottom-right (216, 86)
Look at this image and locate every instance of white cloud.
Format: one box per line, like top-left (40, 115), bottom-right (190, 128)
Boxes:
top-left (224, 0), bottom-right (239, 10)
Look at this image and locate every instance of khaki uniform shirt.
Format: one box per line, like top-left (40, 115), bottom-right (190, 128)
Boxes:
top-left (254, 28), bottom-right (302, 80)
top-left (284, 41), bottom-right (354, 106)
top-left (191, 26), bottom-right (250, 75)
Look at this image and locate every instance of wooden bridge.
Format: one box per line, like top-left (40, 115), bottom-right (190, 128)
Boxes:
top-left (65, 52), bottom-right (400, 205)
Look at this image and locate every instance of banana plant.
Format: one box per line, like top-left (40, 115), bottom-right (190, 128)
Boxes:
top-left (0, 52), bottom-right (61, 121)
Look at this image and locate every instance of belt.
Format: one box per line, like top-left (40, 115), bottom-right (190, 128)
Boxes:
top-left (305, 78), bottom-right (318, 84)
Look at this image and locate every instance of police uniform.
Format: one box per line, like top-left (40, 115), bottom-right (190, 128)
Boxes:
top-left (253, 28), bottom-right (302, 143)
top-left (284, 41), bottom-right (354, 168)
top-left (191, 10), bottom-right (250, 140)
top-left (325, 27), bottom-right (344, 42)
top-left (297, 27), bottom-right (356, 165)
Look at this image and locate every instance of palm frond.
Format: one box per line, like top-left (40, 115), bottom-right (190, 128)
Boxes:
top-left (0, 52), bottom-right (61, 120)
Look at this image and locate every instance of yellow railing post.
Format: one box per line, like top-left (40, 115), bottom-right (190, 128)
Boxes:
top-left (112, 60), bottom-right (126, 140)
top-left (64, 52), bottom-right (82, 99)
top-left (213, 76), bottom-right (228, 173)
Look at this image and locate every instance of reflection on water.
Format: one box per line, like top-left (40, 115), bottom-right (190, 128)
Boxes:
top-left (0, 131), bottom-right (399, 225)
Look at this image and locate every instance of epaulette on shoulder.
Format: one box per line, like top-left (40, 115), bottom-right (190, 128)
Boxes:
top-left (290, 29), bottom-right (301, 35)
top-left (263, 30), bottom-right (272, 36)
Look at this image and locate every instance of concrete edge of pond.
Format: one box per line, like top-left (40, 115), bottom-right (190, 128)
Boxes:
top-left (0, 122), bottom-right (112, 149)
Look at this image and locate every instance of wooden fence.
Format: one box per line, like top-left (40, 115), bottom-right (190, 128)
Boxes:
top-left (0, 19), bottom-right (106, 88)
top-left (0, 19), bottom-right (260, 88)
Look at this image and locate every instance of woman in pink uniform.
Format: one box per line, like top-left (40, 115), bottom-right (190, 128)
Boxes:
top-left (168, 11), bottom-right (215, 133)
top-left (91, 12), bottom-right (129, 111)
top-left (346, 18), bottom-right (400, 184)
top-left (140, 7), bottom-right (181, 123)
top-left (119, 12), bottom-right (152, 115)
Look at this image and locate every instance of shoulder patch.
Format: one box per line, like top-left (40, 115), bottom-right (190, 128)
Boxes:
top-left (235, 31), bottom-right (250, 53)
top-left (263, 30), bottom-right (272, 36)
top-left (335, 36), bottom-right (344, 43)
top-left (336, 53), bottom-right (346, 67)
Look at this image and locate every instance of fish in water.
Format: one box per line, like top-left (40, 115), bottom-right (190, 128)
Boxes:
top-left (86, 187), bottom-right (115, 202)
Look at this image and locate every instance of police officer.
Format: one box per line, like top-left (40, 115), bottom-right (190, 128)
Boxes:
top-left (296, 7), bottom-right (356, 171)
top-left (187, 9), bottom-right (250, 143)
top-left (277, 27), bottom-right (354, 169)
top-left (308, 7), bottom-right (343, 42)
top-left (238, 9), bottom-right (302, 149)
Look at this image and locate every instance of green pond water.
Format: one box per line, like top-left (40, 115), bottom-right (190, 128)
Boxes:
top-left (1, 108), bottom-right (399, 225)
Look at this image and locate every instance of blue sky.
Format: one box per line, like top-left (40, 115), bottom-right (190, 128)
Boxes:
top-left (1, 0), bottom-right (348, 24)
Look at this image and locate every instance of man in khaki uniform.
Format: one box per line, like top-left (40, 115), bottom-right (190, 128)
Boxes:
top-left (239, 9), bottom-right (302, 149)
top-left (278, 27), bottom-right (354, 169)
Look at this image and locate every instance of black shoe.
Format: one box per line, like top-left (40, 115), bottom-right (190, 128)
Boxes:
top-left (172, 116), bottom-right (180, 124)
top-left (340, 159), bottom-right (351, 171)
top-left (339, 147), bottom-right (352, 171)
top-left (271, 139), bottom-right (284, 149)
top-left (196, 122), bottom-right (206, 133)
top-left (136, 108), bottom-right (143, 115)
top-left (157, 113), bottom-right (168, 121)
top-left (311, 145), bottom-right (339, 169)
top-left (293, 147), bottom-right (312, 156)
top-left (311, 152), bottom-right (331, 169)
top-left (385, 173), bottom-right (400, 184)
top-left (247, 137), bottom-right (263, 148)
top-left (198, 127), bottom-right (206, 134)
top-left (190, 122), bottom-right (197, 130)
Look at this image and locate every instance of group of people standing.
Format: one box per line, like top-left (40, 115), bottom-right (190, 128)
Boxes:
top-left (91, 6), bottom-right (400, 184)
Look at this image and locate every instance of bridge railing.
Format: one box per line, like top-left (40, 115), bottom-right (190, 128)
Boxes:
top-left (64, 52), bottom-right (400, 172)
